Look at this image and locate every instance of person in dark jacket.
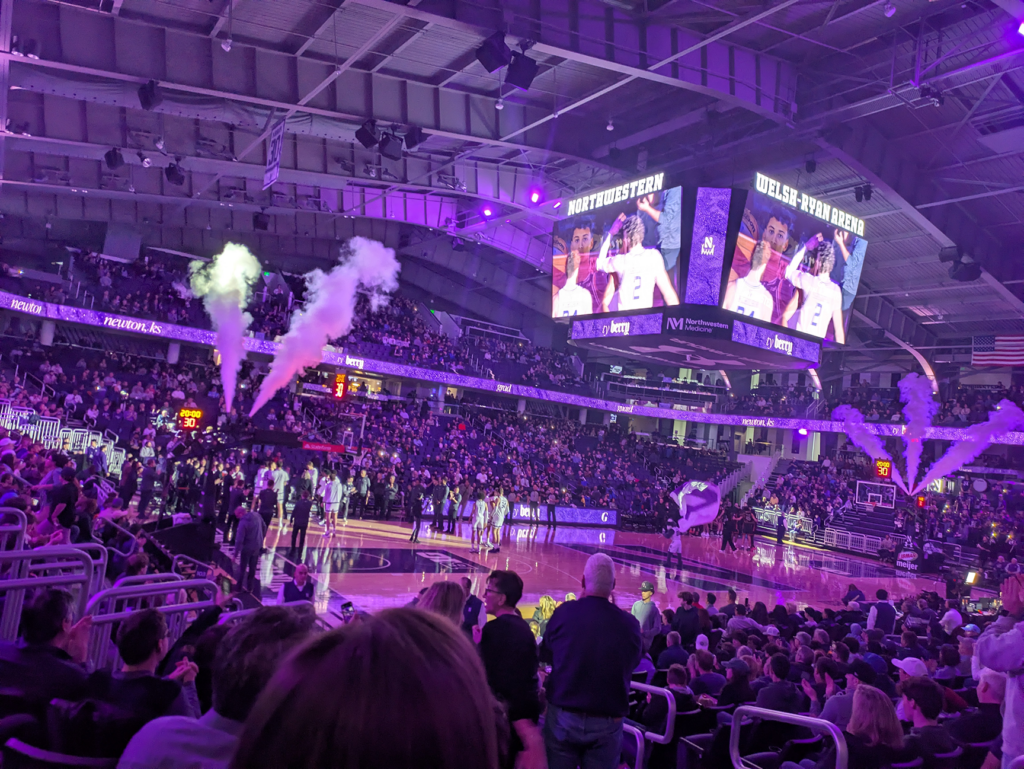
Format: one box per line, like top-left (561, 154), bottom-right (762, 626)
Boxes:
top-left (755, 654), bottom-right (807, 714)
top-left (0, 588), bottom-right (90, 705)
top-left (290, 490), bottom-right (312, 551)
top-left (90, 609), bottom-right (198, 722)
top-left (446, 484), bottom-right (462, 533)
top-left (717, 658), bottom-right (756, 707)
top-left (642, 664), bottom-right (697, 733)
top-left (842, 584), bottom-right (866, 605)
top-left (383, 474), bottom-right (399, 521)
top-left (256, 486), bottom-right (277, 530)
top-left (137, 459), bottom-right (158, 519)
top-left (539, 553), bottom-right (642, 769)
top-left (671, 591), bottom-right (701, 647)
top-left (478, 569), bottom-right (544, 769)
top-left (277, 563), bottom-right (315, 604)
top-left (656, 631), bottom-right (689, 669)
top-left (354, 469), bottom-right (371, 519)
top-left (234, 506), bottom-right (266, 594)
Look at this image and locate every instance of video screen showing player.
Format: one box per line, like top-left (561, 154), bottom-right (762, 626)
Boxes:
top-left (722, 189), bottom-right (867, 343)
top-left (551, 187), bottom-right (682, 318)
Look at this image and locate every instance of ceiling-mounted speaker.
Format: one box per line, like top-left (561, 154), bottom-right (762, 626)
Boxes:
top-left (138, 80), bottom-right (162, 111)
top-left (949, 260), bottom-right (981, 282)
top-left (403, 126), bottom-right (424, 151)
top-left (505, 52), bottom-right (539, 90)
top-left (378, 133), bottom-right (403, 161)
top-left (104, 148), bottom-right (125, 170)
top-left (475, 31), bottom-right (511, 73)
top-left (938, 246), bottom-right (960, 263)
top-left (253, 212), bottom-right (270, 231)
top-left (355, 120), bottom-right (379, 149)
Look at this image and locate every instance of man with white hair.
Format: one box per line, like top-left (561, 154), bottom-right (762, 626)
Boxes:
top-left (539, 553), bottom-right (642, 769)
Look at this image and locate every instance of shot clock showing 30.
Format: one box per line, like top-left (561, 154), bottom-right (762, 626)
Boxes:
top-left (178, 408), bottom-right (203, 430)
top-left (874, 459), bottom-right (893, 480)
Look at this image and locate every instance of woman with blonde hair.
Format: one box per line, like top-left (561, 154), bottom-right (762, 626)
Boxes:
top-left (781, 685), bottom-right (902, 769)
top-left (418, 581), bottom-right (466, 625)
top-left (531, 594), bottom-right (556, 638)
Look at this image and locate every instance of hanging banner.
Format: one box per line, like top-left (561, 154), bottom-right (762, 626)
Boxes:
top-left (262, 120), bottom-right (286, 190)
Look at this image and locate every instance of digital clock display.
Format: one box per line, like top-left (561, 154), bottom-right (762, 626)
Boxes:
top-left (332, 374), bottom-right (347, 400)
top-left (874, 459), bottom-right (892, 479)
top-left (178, 408), bottom-right (203, 430)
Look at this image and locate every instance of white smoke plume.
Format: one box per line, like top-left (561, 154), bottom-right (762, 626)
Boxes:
top-left (189, 243), bottom-right (263, 413)
top-left (898, 373), bottom-right (939, 491)
top-left (248, 237), bottom-right (400, 416)
top-left (912, 400), bottom-right (1024, 494)
top-left (832, 405), bottom-right (910, 494)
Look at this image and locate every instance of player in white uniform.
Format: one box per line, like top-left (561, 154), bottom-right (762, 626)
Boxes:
top-left (595, 215), bottom-right (679, 312)
top-left (785, 242), bottom-right (846, 343)
top-left (552, 249), bottom-right (595, 317)
top-left (724, 240), bottom-right (774, 321)
top-left (470, 490), bottom-right (489, 553)
top-left (488, 487), bottom-right (509, 554)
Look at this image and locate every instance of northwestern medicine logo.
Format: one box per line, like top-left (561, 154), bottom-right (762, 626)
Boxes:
top-left (344, 355), bottom-right (365, 369)
top-left (10, 299), bottom-right (43, 315)
top-left (700, 236), bottom-right (715, 256)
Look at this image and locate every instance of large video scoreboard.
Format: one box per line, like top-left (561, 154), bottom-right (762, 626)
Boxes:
top-left (554, 171), bottom-right (869, 370)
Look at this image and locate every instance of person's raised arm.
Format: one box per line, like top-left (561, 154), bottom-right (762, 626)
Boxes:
top-left (831, 305), bottom-right (846, 344)
top-left (655, 266), bottom-right (679, 305)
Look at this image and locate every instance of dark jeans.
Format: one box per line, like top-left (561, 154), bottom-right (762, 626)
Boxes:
top-left (137, 489), bottom-right (153, 518)
top-left (721, 532), bottom-right (737, 551)
top-left (446, 504), bottom-right (457, 532)
top-left (237, 551), bottom-right (259, 593)
top-left (529, 501), bottom-right (540, 521)
top-left (547, 504), bottom-right (557, 526)
top-left (291, 525), bottom-right (307, 551)
top-left (410, 517), bottom-right (422, 542)
top-left (543, 704), bottom-right (623, 769)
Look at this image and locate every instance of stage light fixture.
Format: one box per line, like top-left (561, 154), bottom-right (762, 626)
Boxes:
top-left (475, 31), bottom-right (512, 73)
top-left (863, 184), bottom-right (873, 201)
top-left (403, 126), bottom-right (424, 151)
top-left (355, 120), bottom-right (379, 149)
top-left (137, 151), bottom-right (152, 168)
top-left (138, 80), bottom-right (162, 111)
top-left (221, 37), bottom-right (233, 52)
top-left (607, 119), bottom-right (614, 132)
top-left (884, 2), bottom-right (896, 17)
top-left (1019, 21), bottom-right (1024, 36)
top-left (938, 246), bottom-right (960, 263)
top-left (805, 158), bottom-right (816, 173)
top-left (104, 148), bottom-right (124, 170)
top-left (483, 207), bottom-right (493, 217)
top-left (530, 191), bottom-right (541, 203)
top-left (854, 186), bottom-right (863, 203)
top-left (553, 201), bottom-right (561, 209)
top-left (798, 428), bottom-right (808, 436)
top-left (495, 99), bottom-right (504, 111)
top-left (378, 132), bottom-right (403, 161)
top-left (949, 259), bottom-right (982, 282)
top-left (164, 162), bottom-right (185, 186)
top-left (505, 52), bottom-right (538, 91)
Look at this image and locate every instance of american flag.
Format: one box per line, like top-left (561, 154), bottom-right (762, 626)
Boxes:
top-left (972, 335), bottom-right (1024, 366)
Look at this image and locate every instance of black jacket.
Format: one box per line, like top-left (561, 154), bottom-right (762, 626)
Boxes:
top-left (291, 499), bottom-right (312, 528)
top-left (754, 680), bottom-right (807, 714)
top-left (671, 606), bottom-right (701, 647)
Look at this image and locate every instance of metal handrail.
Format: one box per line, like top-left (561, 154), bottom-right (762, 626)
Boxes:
top-left (0, 507), bottom-right (27, 551)
top-left (629, 681), bottom-right (678, 745)
top-left (113, 572), bottom-right (184, 588)
top-left (729, 706), bottom-right (847, 769)
top-left (0, 547), bottom-right (95, 642)
top-left (35, 541), bottom-right (108, 598)
top-left (172, 554), bottom-right (212, 577)
top-left (623, 723), bottom-right (645, 769)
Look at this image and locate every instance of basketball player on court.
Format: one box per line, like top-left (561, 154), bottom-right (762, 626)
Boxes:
top-left (595, 214), bottom-right (679, 312)
top-left (784, 241), bottom-right (846, 343)
top-left (552, 248), bottom-right (596, 317)
top-left (723, 240), bottom-right (774, 321)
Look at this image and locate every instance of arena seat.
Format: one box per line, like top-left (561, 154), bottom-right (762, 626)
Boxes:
top-left (2, 737), bottom-right (117, 768)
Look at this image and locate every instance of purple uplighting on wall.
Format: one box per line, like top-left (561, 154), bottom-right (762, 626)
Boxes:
top-left (4, 289), bottom-right (1024, 446)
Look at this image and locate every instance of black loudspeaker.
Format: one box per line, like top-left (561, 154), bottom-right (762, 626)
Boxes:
top-left (475, 31), bottom-right (511, 73)
top-left (938, 246), bottom-right (960, 263)
top-left (355, 120), bottom-right (379, 149)
top-left (379, 133), bottom-right (403, 161)
top-left (505, 53), bottom-right (539, 90)
top-left (104, 148), bottom-right (124, 170)
top-left (138, 80), bottom-right (162, 111)
top-left (404, 126), bottom-right (424, 151)
top-left (949, 261), bottom-right (981, 281)
top-left (253, 212), bottom-right (270, 231)
top-left (164, 163), bottom-right (186, 186)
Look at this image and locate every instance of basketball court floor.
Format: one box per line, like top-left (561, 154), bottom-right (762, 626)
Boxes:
top-left (242, 518), bottom-right (968, 620)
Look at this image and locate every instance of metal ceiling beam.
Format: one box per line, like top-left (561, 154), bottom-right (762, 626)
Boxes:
top-left (0, 0), bottom-right (12, 183)
top-left (345, 0), bottom-right (799, 123)
top-left (817, 120), bottom-right (1024, 310)
top-left (208, 0), bottom-right (243, 39)
top-left (4, 3), bottom-right (619, 175)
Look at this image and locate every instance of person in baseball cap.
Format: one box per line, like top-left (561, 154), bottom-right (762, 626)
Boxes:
top-left (806, 658), bottom-right (878, 727)
top-left (631, 580), bottom-right (661, 653)
top-left (963, 624), bottom-right (981, 637)
top-left (847, 659), bottom-right (877, 687)
top-left (722, 658), bottom-right (750, 677)
top-left (892, 657), bottom-right (928, 680)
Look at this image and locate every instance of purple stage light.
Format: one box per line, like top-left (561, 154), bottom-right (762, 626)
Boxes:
top-left (530, 191), bottom-right (541, 203)
top-left (483, 207), bottom-right (492, 217)
top-left (798, 428), bottom-right (808, 436)
top-left (1019, 20), bottom-right (1024, 35)
top-left (553, 201), bottom-right (561, 209)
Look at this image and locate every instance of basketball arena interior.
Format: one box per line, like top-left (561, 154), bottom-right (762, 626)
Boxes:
top-left (0, 0), bottom-right (1023, 767)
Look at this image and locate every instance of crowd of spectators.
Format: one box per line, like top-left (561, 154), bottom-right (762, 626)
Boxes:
top-left (2, 545), bottom-right (1022, 769)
